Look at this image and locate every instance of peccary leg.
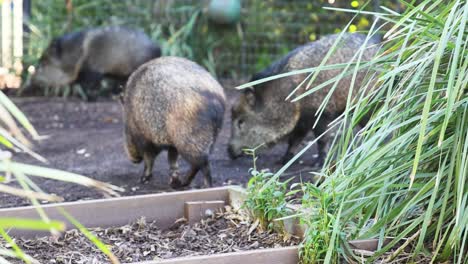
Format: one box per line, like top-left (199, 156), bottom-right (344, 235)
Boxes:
top-left (201, 163), bottom-right (212, 188)
top-left (106, 77), bottom-right (127, 95)
top-left (281, 126), bottom-right (309, 165)
top-left (180, 165), bottom-right (201, 188)
top-left (171, 155), bottom-right (211, 189)
top-left (167, 146), bottom-right (179, 178)
top-left (312, 118), bottom-right (331, 167)
top-left (77, 70), bottom-right (103, 101)
top-left (113, 80), bottom-right (126, 95)
top-left (141, 149), bottom-right (160, 184)
top-left (281, 116), bottom-right (312, 165)
top-left (185, 157), bottom-right (211, 188)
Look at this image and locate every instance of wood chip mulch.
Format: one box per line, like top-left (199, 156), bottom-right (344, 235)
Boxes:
top-left (3, 206), bottom-right (300, 263)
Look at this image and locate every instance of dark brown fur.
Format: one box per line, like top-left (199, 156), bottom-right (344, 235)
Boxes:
top-left (31, 26), bottom-right (161, 99)
top-left (123, 56), bottom-right (226, 188)
top-left (228, 33), bottom-right (380, 165)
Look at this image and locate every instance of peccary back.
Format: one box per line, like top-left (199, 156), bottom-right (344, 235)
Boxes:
top-left (31, 26), bottom-right (160, 97)
top-left (123, 56), bottom-right (225, 187)
top-left (228, 33), bottom-right (380, 164)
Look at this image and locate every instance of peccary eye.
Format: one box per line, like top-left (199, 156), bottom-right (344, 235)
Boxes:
top-left (237, 119), bottom-right (244, 129)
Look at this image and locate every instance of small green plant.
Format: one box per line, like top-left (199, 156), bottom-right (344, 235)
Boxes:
top-left (243, 146), bottom-right (299, 233)
top-left (299, 183), bottom-right (343, 263)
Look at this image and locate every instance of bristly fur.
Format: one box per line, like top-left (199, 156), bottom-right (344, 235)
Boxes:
top-left (31, 26), bottom-right (161, 98)
top-left (123, 56), bottom-right (226, 188)
top-left (228, 33), bottom-right (381, 165)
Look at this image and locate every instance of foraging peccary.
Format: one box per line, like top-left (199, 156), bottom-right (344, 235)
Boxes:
top-left (228, 33), bottom-right (380, 165)
top-left (122, 56), bottom-right (226, 188)
top-left (31, 26), bottom-right (161, 99)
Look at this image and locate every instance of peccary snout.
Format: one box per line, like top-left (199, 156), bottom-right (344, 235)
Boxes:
top-left (227, 144), bottom-right (241, 160)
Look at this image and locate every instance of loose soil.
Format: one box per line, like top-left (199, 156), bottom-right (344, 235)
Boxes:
top-left (5, 207), bottom-right (300, 263)
top-left (1, 83), bottom-right (320, 208)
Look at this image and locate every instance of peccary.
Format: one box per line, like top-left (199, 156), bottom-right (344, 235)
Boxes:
top-left (122, 56), bottom-right (226, 188)
top-left (228, 33), bottom-right (380, 165)
top-left (31, 26), bottom-right (161, 99)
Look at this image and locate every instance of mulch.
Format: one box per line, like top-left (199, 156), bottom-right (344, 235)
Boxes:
top-left (4, 206), bottom-right (300, 263)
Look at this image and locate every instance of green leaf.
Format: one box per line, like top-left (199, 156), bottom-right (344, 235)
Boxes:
top-left (0, 218), bottom-right (65, 231)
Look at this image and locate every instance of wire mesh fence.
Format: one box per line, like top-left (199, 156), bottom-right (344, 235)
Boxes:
top-left (151, 0), bottom-right (390, 77)
top-left (151, 0), bottom-right (394, 78)
top-left (2, 0), bottom-right (401, 81)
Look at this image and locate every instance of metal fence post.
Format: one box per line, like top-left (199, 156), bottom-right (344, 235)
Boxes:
top-left (1, 0), bottom-right (13, 69)
top-left (13, 0), bottom-right (23, 73)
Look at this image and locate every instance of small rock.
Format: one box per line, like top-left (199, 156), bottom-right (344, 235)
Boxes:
top-left (204, 209), bottom-right (214, 217)
top-left (223, 179), bottom-right (233, 185)
top-left (76, 149), bottom-right (86, 155)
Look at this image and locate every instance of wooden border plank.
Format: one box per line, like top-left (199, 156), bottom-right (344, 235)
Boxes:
top-left (227, 185), bottom-right (247, 210)
top-left (0, 187), bottom-right (230, 237)
top-left (133, 246), bottom-right (299, 264)
top-left (0, 186), bottom-right (304, 264)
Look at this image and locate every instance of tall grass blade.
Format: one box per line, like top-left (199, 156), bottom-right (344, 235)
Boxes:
top-left (58, 208), bottom-right (120, 264)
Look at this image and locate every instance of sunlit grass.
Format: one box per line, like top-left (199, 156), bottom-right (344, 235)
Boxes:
top-left (239, 0), bottom-right (467, 262)
top-left (299, 0), bottom-right (467, 262)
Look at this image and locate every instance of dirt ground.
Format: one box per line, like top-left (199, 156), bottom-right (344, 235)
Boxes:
top-left (0, 86), bottom-right (319, 208)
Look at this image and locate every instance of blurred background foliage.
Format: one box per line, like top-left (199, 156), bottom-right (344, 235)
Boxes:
top-left (24, 0), bottom-right (402, 80)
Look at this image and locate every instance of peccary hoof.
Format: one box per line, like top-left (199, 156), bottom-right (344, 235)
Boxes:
top-left (169, 177), bottom-right (183, 189)
top-left (140, 174), bottom-right (152, 184)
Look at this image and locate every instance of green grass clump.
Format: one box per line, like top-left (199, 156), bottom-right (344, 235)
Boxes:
top-left (296, 0), bottom-right (467, 262)
top-left (241, 0), bottom-right (467, 262)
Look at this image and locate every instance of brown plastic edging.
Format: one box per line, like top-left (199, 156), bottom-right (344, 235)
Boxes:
top-left (0, 186), bottom-right (301, 264)
top-left (0, 186), bottom-right (231, 237)
top-left (133, 246), bottom-right (299, 264)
